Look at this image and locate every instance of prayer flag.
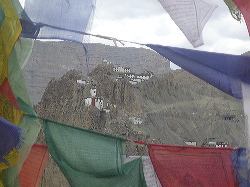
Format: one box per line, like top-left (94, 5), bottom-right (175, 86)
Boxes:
top-left (21, 0), bottom-right (96, 43)
top-left (0, 117), bottom-right (21, 164)
top-left (157, 0), bottom-right (217, 47)
top-left (146, 44), bottom-right (250, 99)
top-left (0, 78), bottom-right (23, 125)
top-left (44, 120), bottom-right (147, 187)
top-left (148, 144), bottom-right (239, 187)
top-left (124, 156), bottom-right (162, 187)
top-left (0, 0), bottom-right (21, 84)
top-left (19, 144), bottom-right (49, 187)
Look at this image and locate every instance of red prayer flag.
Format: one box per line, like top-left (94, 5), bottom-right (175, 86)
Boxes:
top-left (0, 78), bottom-right (23, 125)
top-left (233, 0), bottom-right (250, 35)
top-left (0, 78), bottom-right (19, 108)
top-left (19, 144), bottom-right (49, 187)
top-left (148, 144), bottom-right (239, 187)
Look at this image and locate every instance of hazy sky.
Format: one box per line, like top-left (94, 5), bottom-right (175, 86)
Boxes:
top-left (90, 0), bottom-right (250, 57)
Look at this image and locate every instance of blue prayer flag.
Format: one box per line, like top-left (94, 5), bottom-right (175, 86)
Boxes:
top-left (146, 44), bottom-right (250, 99)
top-left (0, 117), bottom-right (21, 163)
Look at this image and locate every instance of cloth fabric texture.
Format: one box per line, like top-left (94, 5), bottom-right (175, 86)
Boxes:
top-left (146, 44), bottom-right (250, 99)
top-left (0, 117), bottom-right (21, 165)
top-left (1, 0), bottom-right (41, 183)
top-left (0, 0), bottom-right (21, 84)
top-left (19, 144), bottom-right (49, 187)
top-left (242, 84), bottom-right (250, 144)
top-left (21, 0), bottom-right (96, 43)
top-left (232, 0), bottom-right (250, 36)
top-left (0, 78), bottom-right (23, 125)
top-left (124, 156), bottom-right (162, 187)
top-left (2, 37), bottom-right (40, 186)
top-left (157, 0), bottom-right (217, 47)
top-left (2, 115), bottom-right (41, 187)
top-left (232, 148), bottom-right (250, 186)
top-left (44, 120), bottom-right (147, 187)
top-left (148, 144), bottom-right (239, 187)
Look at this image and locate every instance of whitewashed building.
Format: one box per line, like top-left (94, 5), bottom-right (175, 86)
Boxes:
top-left (125, 73), bottom-right (136, 79)
top-left (90, 88), bottom-right (96, 97)
top-left (129, 117), bottom-right (143, 125)
top-left (85, 97), bottom-right (103, 110)
top-left (216, 142), bottom-right (228, 148)
top-left (77, 80), bottom-right (86, 84)
top-left (115, 74), bottom-right (124, 81)
top-left (113, 66), bottom-right (131, 73)
top-left (208, 142), bottom-right (217, 147)
top-left (95, 97), bottom-right (104, 110)
top-left (132, 78), bottom-right (142, 83)
top-left (102, 59), bottom-right (111, 64)
top-left (124, 67), bottom-right (131, 73)
top-left (77, 80), bottom-right (91, 85)
top-left (129, 80), bottom-right (138, 85)
top-left (85, 98), bottom-right (93, 106)
top-left (185, 141), bottom-right (197, 146)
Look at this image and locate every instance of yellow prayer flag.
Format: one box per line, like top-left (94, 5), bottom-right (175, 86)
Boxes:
top-left (0, 0), bottom-right (21, 84)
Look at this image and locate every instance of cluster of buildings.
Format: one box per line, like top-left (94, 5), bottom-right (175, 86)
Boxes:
top-left (185, 140), bottom-right (229, 147)
top-left (76, 60), bottom-right (153, 119)
top-left (113, 66), bottom-right (154, 85)
top-left (129, 117), bottom-right (143, 125)
top-left (83, 88), bottom-right (111, 113)
top-left (76, 83), bottom-right (144, 124)
top-left (102, 59), bottom-right (154, 85)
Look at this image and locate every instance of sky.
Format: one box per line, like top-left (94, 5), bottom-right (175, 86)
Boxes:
top-left (89, 0), bottom-right (250, 69)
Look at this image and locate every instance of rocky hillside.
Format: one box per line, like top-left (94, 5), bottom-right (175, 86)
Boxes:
top-left (23, 41), bottom-right (171, 105)
top-left (35, 63), bottom-right (246, 186)
top-left (35, 63), bottom-right (247, 148)
top-left (32, 46), bottom-right (246, 187)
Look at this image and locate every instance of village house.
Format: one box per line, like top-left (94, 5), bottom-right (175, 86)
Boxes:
top-left (129, 117), bottom-right (143, 125)
top-left (113, 66), bottom-right (131, 73)
top-left (185, 141), bottom-right (197, 146)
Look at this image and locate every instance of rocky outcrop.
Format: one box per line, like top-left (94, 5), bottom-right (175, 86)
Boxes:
top-left (35, 64), bottom-right (246, 186)
top-left (24, 41), bottom-right (171, 105)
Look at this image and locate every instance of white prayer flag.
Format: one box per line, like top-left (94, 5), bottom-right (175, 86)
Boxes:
top-left (242, 82), bottom-right (250, 148)
top-left (158, 0), bottom-right (217, 47)
top-left (124, 156), bottom-right (162, 187)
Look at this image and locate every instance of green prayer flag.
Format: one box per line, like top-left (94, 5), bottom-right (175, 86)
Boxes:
top-left (44, 120), bottom-right (147, 187)
top-left (8, 37), bottom-right (34, 109)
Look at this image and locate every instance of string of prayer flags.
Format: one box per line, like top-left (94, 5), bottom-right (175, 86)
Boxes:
top-left (148, 144), bottom-right (239, 187)
top-left (19, 144), bottom-right (49, 187)
top-left (21, 0), bottom-right (96, 43)
top-left (232, 0), bottom-right (250, 36)
top-left (157, 0), bottom-right (217, 48)
top-left (2, 39), bottom-right (41, 185)
top-left (44, 119), bottom-right (147, 187)
top-left (146, 44), bottom-right (250, 99)
top-left (1, 0), bottom-right (41, 184)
